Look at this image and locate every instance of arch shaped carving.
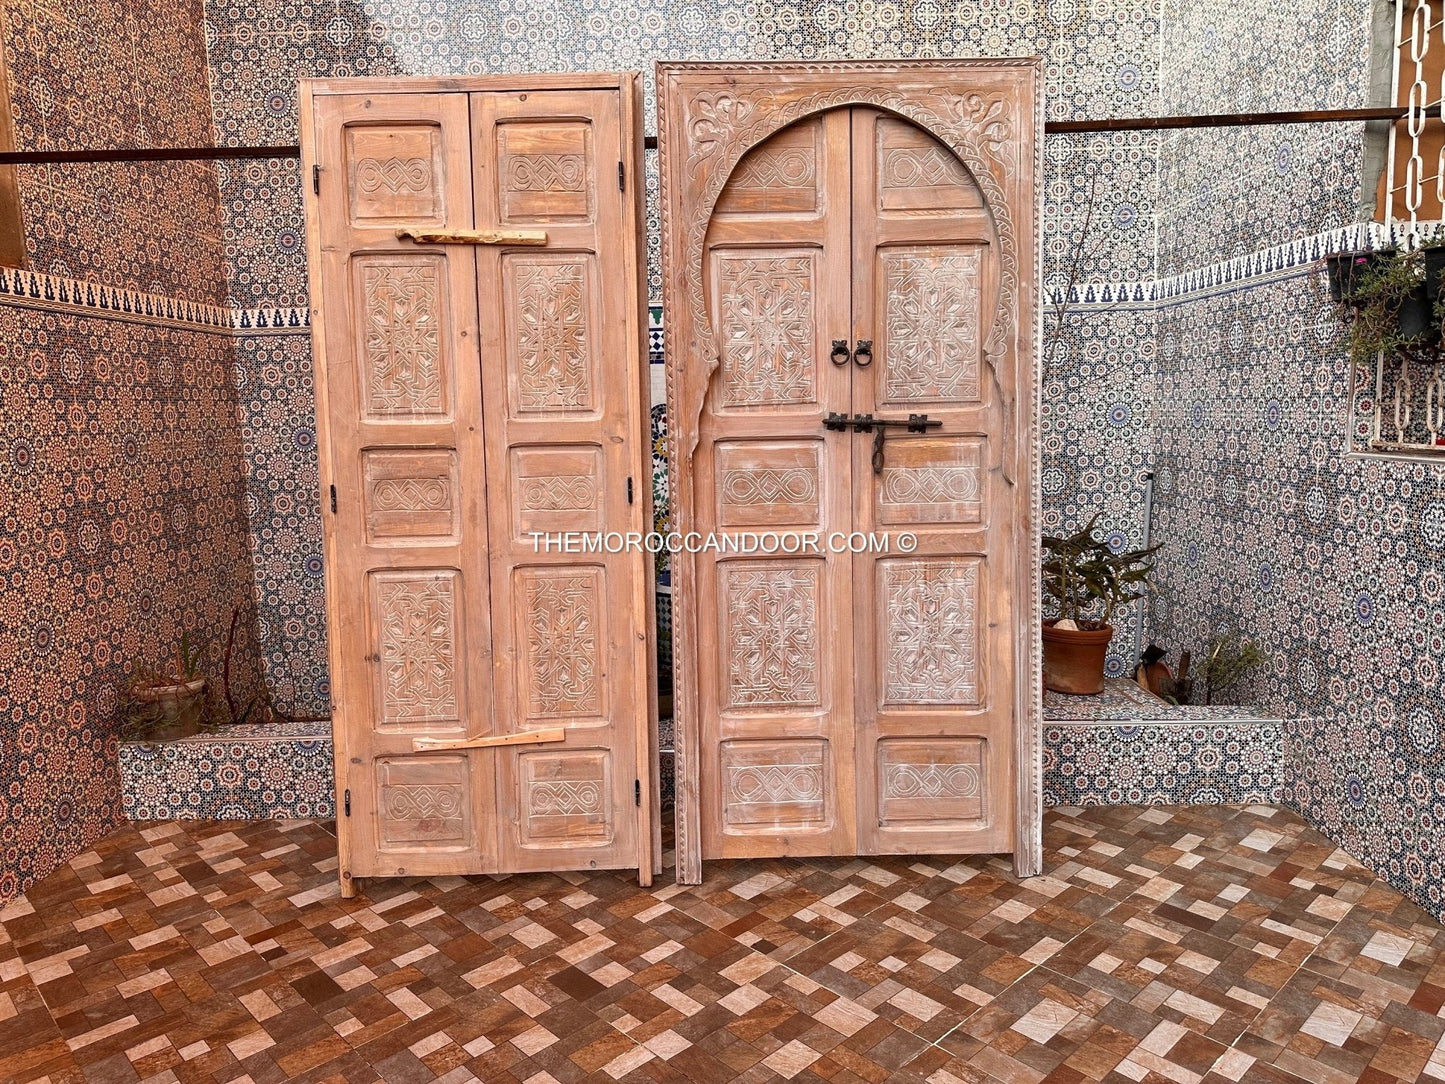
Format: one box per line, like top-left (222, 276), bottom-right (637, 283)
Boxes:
top-left (663, 75), bottom-right (1026, 478)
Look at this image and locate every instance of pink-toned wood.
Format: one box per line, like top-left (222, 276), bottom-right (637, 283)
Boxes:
top-left (694, 112), bottom-right (856, 859)
top-left (850, 109), bottom-right (1014, 856)
top-left (302, 75), bottom-right (655, 891)
top-left (306, 90), bottom-right (496, 890)
top-left (658, 61), bottom-right (1042, 884)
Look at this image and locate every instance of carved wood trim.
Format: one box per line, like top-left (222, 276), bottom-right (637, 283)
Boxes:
top-left (658, 60), bottom-right (1042, 885)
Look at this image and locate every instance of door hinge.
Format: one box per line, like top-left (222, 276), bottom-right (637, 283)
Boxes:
top-left (618, 161), bottom-right (625, 191)
top-left (634, 779), bottom-right (641, 806)
top-left (626, 477), bottom-right (634, 504)
top-left (313, 164), bottom-right (321, 195)
top-left (329, 484), bottom-right (337, 513)
top-left (343, 789), bottom-right (351, 816)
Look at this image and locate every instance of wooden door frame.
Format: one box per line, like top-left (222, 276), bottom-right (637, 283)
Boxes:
top-left (300, 73), bottom-right (658, 892)
top-left (657, 60), bottom-right (1044, 884)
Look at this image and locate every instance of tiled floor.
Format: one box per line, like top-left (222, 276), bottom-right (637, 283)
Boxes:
top-left (3, 807), bottom-right (1444, 1084)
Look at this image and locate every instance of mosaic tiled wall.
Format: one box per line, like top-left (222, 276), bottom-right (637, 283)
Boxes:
top-left (1142, 2), bottom-right (1445, 917)
top-left (2, 0), bottom-right (229, 302)
top-left (0, 0), bottom-right (265, 901)
top-left (199, 0), bottom-right (1171, 702)
top-left (1147, 256), bottom-right (1445, 916)
top-left (120, 722), bottom-right (333, 820)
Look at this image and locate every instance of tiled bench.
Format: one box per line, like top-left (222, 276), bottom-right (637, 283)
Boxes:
top-left (120, 720), bottom-right (334, 820)
top-left (1043, 678), bottom-right (1285, 806)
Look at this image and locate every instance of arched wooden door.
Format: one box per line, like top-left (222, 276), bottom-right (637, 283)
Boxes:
top-left (659, 62), bottom-right (1041, 882)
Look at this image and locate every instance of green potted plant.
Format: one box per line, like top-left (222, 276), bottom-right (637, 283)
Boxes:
top-left (121, 633), bottom-right (208, 741)
top-left (1324, 247), bottom-right (1394, 304)
top-left (1332, 247), bottom-right (1436, 366)
top-left (1196, 626), bottom-right (1265, 705)
top-left (1041, 515), bottom-right (1159, 695)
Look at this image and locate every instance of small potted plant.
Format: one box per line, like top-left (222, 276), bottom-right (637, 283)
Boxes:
top-left (1332, 247), bottom-right (1437, 365)
top-left (122, 633), bottom-right (208, 741)
top-left (1324, 248), bottom-right (1394, 304)
top-left (1041, 515), bottom-right (1158, 695)
top-left (1196, 626), bottom-right (1265, 705)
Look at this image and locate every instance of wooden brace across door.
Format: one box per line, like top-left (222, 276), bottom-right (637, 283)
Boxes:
top-left (657, 61), bottom-right (1044, 884)
top-left (301, 74), bottom-right (659, 894)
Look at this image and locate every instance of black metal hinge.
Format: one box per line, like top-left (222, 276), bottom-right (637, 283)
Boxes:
top-left (618, 161), bottom-right (625, 191)
top-left (626, 477), bottom-right (634, 504)
top-left (329, 484), bottom-right (337, 513)
top-left (634, 779), bottom-right (641, 806)
top-left (313, 164), bottom-right (321, 195)
top-left (343, 789), bottom-right (351, 816)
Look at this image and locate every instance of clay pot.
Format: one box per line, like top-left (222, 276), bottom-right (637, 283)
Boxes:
top-left (131, 677), bottom-right (206, 741)
top-left (1041, 621), bottom-right (1113, 695)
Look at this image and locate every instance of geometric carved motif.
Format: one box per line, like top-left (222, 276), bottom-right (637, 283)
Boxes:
top-left (528, 778), bottom-right (604, 816)
top-left (361, 261), bottom-right (445, 416)
top-left (373, 477), bottom-right (451, 511)
top-left (882, 146), bottom-right (970, 189)
top-left (520, 475), bottom-right (597, 511)
top-left (507, 154), bottom-right (586, 192)
top-left (357, 156), bottom-right (433, 195)
top-left (720, 739), bottom-right (829, 827)
top-left (510, 258), bottom-right (593, 413)
top-left (882, 559), bottom-right (979, 705)
top-left (377, 754), bottom-right (470, 846)
top-left (724, 566), bottom-right (820, 706)
top-left (386, 783), bottom-right (464, 820)
top-left (727, 762), bottom-right (824, 804)
top-left (376, 575), bottom-right (459, 724)
top-left (885, 762), bottom-right (980, 799)
top-left (882, 249), bottom-right (980, 403)
top-left (721, 466), bottom-right (817, 506)
top-left (717, 254), bottom-right (815, 406)
top-left (730, 145), bottom-right (814, 189)
top-left (523, 572), bottom-right (600, 716)
top-left (880, 466), bottom-right (980, 505)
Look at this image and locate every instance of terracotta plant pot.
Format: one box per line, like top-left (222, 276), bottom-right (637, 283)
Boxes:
top-left (1041, 620), bottom-right (1113, 695)
top-left (131, 677), bottom-right (206, 741)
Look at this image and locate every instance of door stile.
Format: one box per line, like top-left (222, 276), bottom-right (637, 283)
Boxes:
top-left (619, 74), bottom-right (661, 885)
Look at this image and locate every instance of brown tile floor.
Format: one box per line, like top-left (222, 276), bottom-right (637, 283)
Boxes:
top-left (3, 805), bottom-right (1445, 1083)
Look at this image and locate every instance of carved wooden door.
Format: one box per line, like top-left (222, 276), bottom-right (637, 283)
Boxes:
top-left (302, 75), bottom-right (654, 893)
top-left (659, 63), bottom-right (1040, 882)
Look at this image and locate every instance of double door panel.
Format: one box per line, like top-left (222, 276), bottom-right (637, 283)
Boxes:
top-left (305, 78), bottom-right (651, 885)
top-left (698, 107), bottom-right (1014, 858)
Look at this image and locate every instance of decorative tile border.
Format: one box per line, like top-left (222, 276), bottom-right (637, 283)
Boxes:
top-left (1045, 678), bottom-right (1270, 721)
top-left (1051, 222), bottom-right (1441, 310)
top-left (0, 264), bottom-right (309, 334)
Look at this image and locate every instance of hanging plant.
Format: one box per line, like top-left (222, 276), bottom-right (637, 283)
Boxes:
top-left (1331, 247), bottom-right (1438, 369)
top-left (1324, 248), bottom-right (1393, 305)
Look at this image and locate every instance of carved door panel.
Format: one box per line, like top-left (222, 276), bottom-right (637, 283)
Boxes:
top-left (304, 77), bottom-right (653, 891)
top-left (696, 113), bottom-right (856, 858)
top-left (471, 89), bottom-right (649, 873)
top-left (849, 109), bottom-right (1013, 854)
top-left (659, 63), bottom-right (1040, 882)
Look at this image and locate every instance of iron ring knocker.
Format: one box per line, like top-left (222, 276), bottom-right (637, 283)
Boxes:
top-left (853, 339), bottom-right (873, 367)
top-left (830, 339), bottom-right (850, 366)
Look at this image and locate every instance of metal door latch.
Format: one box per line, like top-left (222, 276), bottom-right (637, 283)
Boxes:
top-left (822, 412), bottom-right (941, 472)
